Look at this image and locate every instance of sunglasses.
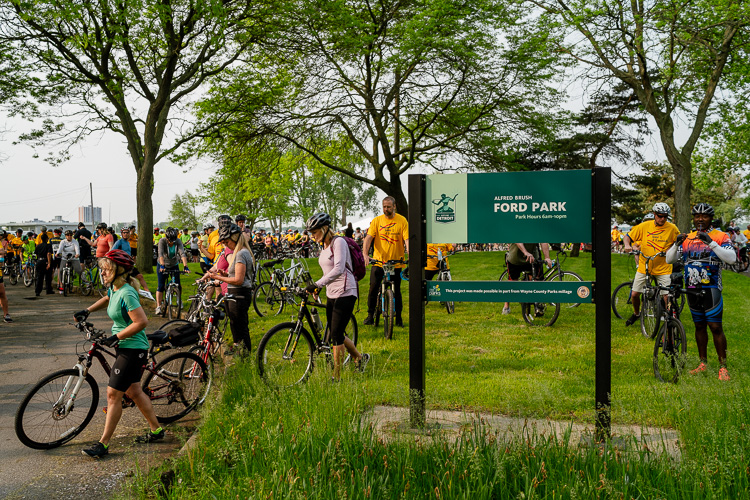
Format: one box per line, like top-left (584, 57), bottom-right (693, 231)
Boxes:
top-left (654, 213), bottom-right (668, 218)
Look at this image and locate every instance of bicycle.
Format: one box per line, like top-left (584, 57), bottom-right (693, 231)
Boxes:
top-left (80, 257), bottom-right (107, 297)
top-left (4, 257), bottom-right (20, 286)
top-left (14, 319), bottom-right (210, 450)
top-left (60, 253), bottom-right (77, 296)
top-left (427, 249), bottom-right (455, 314)
top-left (22, 255), bottom-right (37, 287)
top-left (163, 268), bottom-right (185, 320)
top-left (498, 255), bottom-right (560, 326)
top-left (188, 291), bottom-right (234, 373)
top-left (257, 286), bottom-right (359, 388)
top-left (370, 258), bottom-right (405, 339)
top-left (253, 254), bottom-right (311, 317)
top-left (652, 281), bottom-right (691, 383)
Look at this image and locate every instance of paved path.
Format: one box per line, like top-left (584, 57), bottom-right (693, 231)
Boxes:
top-left (0, 282), bottom-right (196, 499)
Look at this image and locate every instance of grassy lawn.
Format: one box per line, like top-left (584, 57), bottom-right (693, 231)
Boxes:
top-left (126, 251), bottom-right (750, 498)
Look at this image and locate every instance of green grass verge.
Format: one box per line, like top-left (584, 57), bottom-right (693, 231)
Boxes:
top-left (125, 252), bottom-right (750, 498)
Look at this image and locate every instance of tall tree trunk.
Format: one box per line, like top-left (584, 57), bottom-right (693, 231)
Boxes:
top-left (659, 126), bottom-right (693, 232)
top-left (136, 166), bottom-right (155, 274)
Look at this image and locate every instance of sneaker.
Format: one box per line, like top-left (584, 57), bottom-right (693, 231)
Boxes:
top-left (363, 315), bottom-right (374, 326)
top-left (82, 441), bottom-right (108, 458)
top-left (356, 353), bottom-right (370, 373)
top-left (224, 344), bottom-right (240, 356)
top-left (3, 315), bottom-right (12, 323)
top-left (718, 367), bottom-right (731, 381)
top-left (135, 428), bottom-right (165, 443)
top-left (502, 306), bottom-right (510, 315)
top-left (154, 306), bottom-right (163, 316)
top-left (624, 313), bottom-right (639, 327)
top-left (690, 362), bottom-right (708, 375)
top-left (395, 317), bottom-right (403, 327)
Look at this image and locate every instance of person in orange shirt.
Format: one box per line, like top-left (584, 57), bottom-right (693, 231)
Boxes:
top-left (128, 225), bottom-right (138, 257)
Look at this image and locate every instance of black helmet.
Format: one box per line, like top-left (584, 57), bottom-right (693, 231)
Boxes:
top-left (165, 227), bottom-right (178, 242)
top-left (217, 214), bottom-right (233, 228)
top-left (41, 226), bottom-right (48, 232)
top-left (306, 213), bottom-right (331, 231)
top-left (218, 223), bottom-right (242, 241)
top-left (692, 203), bottom-right (715, 216)
top-left (235, 214), bottom-right (247, 222)
top-left (96, 222), bottom-right (107, 230)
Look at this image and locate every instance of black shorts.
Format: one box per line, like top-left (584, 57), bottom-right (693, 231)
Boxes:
top-left (191, 249), bottom-right (199, 257)
top-left (325, 295), bottom-right (357, 346)
top-left (507, 261), bottom-right (543, 281)
top-left (131, 248), bottom-right (138, 257)
top-left (109, 348), bottom-right (148, 391)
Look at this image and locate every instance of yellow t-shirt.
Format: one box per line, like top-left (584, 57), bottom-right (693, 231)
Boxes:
top-left (9, 236), bottom-right (24, 257)
top-left (743, 229), bottom-right (750, 241)
top-left (367, 213), bottom-right (409, 268)
top-left (35, 231), bottom-right (54, 245)
top-left (129, 232), bottom-right (138, 249)
top-left (611, 229), bottom-right (621, 242)
top-left (207, 229), bottom-right (223, 264)
top-left (426, 243), bottom-right (453, 271)
top-left (627, 220), bottom-right (680, 275)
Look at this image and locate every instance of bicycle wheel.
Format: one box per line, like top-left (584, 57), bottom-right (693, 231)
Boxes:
top-left (257, 322), bottom-right (315, 388)
top-left (498, 269), bottom-right (509, 281)
top-left (383, 288), bottom-right (395, 340)
top-left (9, 266), bottom-right (18, 285)
top-left (23, 264), bottom-right (33, 287)
top-left (142, 352), bottom-right (210, 424)
top-left (546, 271), bottom-right (583, 308)
top-left (167, 286), bottom-right (182, 320)
top-left (640, 292), bottom-right (659, 339)
top-left (186, 345), bottom-right (212, 404)
top-left (62, 269), bottom-right (69, 296)
top-left (79, 270), bottom-right (93, 296)
top-left (15, 369), bottom-right (99, 450)
top-left (611, 281), bottom-right (634, 320)
top-left (653, 318), bottom-right (687, 383)
top-left (253, 281), bottom-right (284, 317)
top-left (521, 301), bottom-right (560, 326)
top-left (374, 291), bottom-right (382, 327)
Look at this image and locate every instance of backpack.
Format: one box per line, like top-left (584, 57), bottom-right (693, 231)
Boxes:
top-left (334, 236), bottom-right (367, 281)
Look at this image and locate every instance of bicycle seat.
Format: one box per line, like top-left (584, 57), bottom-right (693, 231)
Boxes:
top-left (147, 330), bottom-right (170, 345)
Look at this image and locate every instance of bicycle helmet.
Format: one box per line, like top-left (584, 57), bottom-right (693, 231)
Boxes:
top-left (643, 213), bottom-right (655, 221)
top-left (218, 223), bottom-right (242, 241)
top-left (218, 214), bottom-right (232, 227)
top-left (41, 226), bottom-right (48, 232)
top-left (96, 222), bottom-right (107, 230)
top-left (0, 230), bottom-right (6, 238)
top-left (103, 249), bottom-right (134, 271)
top-left (235, 214), bottom-right (247, 222)
top-left (64, 230), bottom-right (73, 236)
top-left (652, 202), bottom-right (671, 215)
top-left (306, 213), bottom-right (331, 231)
top-left (692, 203), bottom-right (714, 216)
top-left (165, 227), bottom-right (178, 242)
top-left (202, 222), bottom-right (214, 231)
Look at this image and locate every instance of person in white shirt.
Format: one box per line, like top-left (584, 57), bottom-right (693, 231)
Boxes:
top-left (55, 230), bottom-right (82, 290)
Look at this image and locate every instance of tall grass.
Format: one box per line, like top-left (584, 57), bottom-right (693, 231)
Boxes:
top-left (126, 251), bottom-right (750, 498)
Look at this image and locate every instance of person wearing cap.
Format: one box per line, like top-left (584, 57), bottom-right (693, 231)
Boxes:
top-left (155, 227), bottom-right (190, 316)
top-left (55, 230), bottom-right (82, 292)
top-left (75, 249), bottom-right (164, 459)
top-left (204, 224), bottom-right (255, 354)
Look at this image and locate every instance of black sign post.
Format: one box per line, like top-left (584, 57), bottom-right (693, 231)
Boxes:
top-left (408, 174), bottom-right (427, 427)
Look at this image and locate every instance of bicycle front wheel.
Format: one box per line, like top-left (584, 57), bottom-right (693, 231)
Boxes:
top-left (9, 267), bottom-right (18, 285)
top-left (640, 293), bottom-right (659, 339)
top-left (383, 288), bottom-right (395, 340)
top-left (15, 369), bottom-right (99, 449)
top-left (142, 352), bottom-right (210, 424)
top-left (521, 301), bottom-right (560, 326)
top-left (23, 264), bottom-right (33, 287)
top-left (257, 322), bottom-right (315, 388)
top-left (611, 281), bottom-right (634, 320)
top-left (253, 281), bottom-right (284, 317)
top-left (653, 319), bottom-right (687, 383)
top-left (167, 286), bottom-right (182, 320)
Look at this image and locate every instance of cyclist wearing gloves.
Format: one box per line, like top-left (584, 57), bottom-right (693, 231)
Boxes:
top-left (75, 250), bottom-right (164, 459)
top-left (622, 202), bottom-right (680, 327)
top-left (362, 196), bottom-right (409, 327)
top-left (305, 213), bottom-right (369, 380)
top-left (666, 203), bottom-right (736, 381)
top-left (55, 230), bottom-right (82, 291)
top-left (155, 227), bottom-right (190, 316)
top-left (205, 224), bottom-right (254, 355)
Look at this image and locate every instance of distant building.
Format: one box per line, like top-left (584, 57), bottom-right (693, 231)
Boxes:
top-left (78, 206), bottom-right (102, 224)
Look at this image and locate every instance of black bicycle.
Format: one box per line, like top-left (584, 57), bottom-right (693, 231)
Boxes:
top-left (370, 258), bottom-right (405, 339)
top-left (652, 281), bottom-right (692, 383)
top-left (257, 287), bottom-right (358, 388)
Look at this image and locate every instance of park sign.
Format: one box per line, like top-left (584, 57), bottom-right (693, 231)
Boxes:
top-left (426, 280), bottom-right (594, 303)
top-left (426, 170), bottom-right (592, 244)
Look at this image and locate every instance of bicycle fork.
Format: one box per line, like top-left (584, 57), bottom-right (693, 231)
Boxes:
top-left (56, 363), bottom-right (88, 419)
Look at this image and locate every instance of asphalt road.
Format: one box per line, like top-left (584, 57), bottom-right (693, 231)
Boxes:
top-left (0, 281), bottom-right (197, 499)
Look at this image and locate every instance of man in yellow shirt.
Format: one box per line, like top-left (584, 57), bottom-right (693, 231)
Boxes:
top-left (425, 243), bottom-right (454, 280)
top-left (622, 202), bottom-right (680, 327)
top-left (9, 229), bottom-right (25, 266)
top-left (611, 225), bottom-right (622, 253)
top-left (127, 226), bottom-right (138, 257)
top-left (362, 196), bottom-right (409, 327)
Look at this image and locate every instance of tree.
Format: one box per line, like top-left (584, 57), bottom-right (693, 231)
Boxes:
top-left (0, 0), bottom-right (276, 271)
top-left (527, 0), bottom-right (750, 230)
top-left (168, 191), bottom-right (201, 230)
top-left (612, 162), bottom-right (676, 224)
top-left (194, 0), bottom-right (562, 214)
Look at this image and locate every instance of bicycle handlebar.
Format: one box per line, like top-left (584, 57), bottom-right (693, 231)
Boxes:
top-left (71, 321), bottom-right (107, 341)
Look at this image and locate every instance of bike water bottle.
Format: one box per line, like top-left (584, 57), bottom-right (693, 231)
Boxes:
top-left (310, 308), bottom-right (324, 331)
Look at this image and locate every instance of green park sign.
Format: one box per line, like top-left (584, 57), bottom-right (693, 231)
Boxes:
top-left (426, 280), bottom-right (594, 303)
top-left (426, 170), bottom-right (592, 244)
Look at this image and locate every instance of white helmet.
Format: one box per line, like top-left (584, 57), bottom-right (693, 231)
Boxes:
top-left (652, 202), bottom-right (671, 215)
top-left (644, 213), bottom-right (655, 221)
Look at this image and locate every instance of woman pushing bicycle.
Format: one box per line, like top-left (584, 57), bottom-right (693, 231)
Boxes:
top-left (74, 249), bottom-right (164, 459)
top-left (305, 213), bottom-right (370, 380)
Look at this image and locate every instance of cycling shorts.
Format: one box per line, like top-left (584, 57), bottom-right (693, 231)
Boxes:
top-left (507, 261), bottom-right (543, 281)
top-left (632, 272), bottom-right (671, 295)
top-left (687, 288), bottom-right (723, 324)
top-left (325, 295), bottom-right (357, 346)
top-left (109, 348), bottom-right (148, 391)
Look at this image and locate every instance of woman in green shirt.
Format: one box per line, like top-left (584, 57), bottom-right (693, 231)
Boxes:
top-left (74, 249), bottom-right (164, 459)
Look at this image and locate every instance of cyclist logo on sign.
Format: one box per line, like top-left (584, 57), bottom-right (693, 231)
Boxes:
top-left (432, 193), bottom-right (459, 224)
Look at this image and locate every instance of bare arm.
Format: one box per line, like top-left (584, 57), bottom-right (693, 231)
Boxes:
top-left (114, 306), bottom-right (148, 340)
top-left (362, 234), bottom-right (374, 263)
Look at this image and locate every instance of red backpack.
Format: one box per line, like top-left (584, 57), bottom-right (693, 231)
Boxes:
top-left (333, 236), bottom-right (367, 281)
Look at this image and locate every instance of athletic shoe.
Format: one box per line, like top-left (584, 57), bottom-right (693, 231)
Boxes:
top-left (357, 353), bottom-right (371, 373)
top-left (363, 315), bottom-right (374, 326)
top-left (82, 441), bottom-right (108, 459)
top-left (502, 306), bottom-right (510, 315)
top-left (718, 367), bottom-right (731, 381)
top-left (135, 428), bottom-right (165, 443)
top-left (624, 313), bottom-right (639, 327)
top-left (3, 315), bottom-right (12, 323)
top-left (690, 362), bottom-right (708, 375)
top-left (154, 306), bottom-right (163, 316)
